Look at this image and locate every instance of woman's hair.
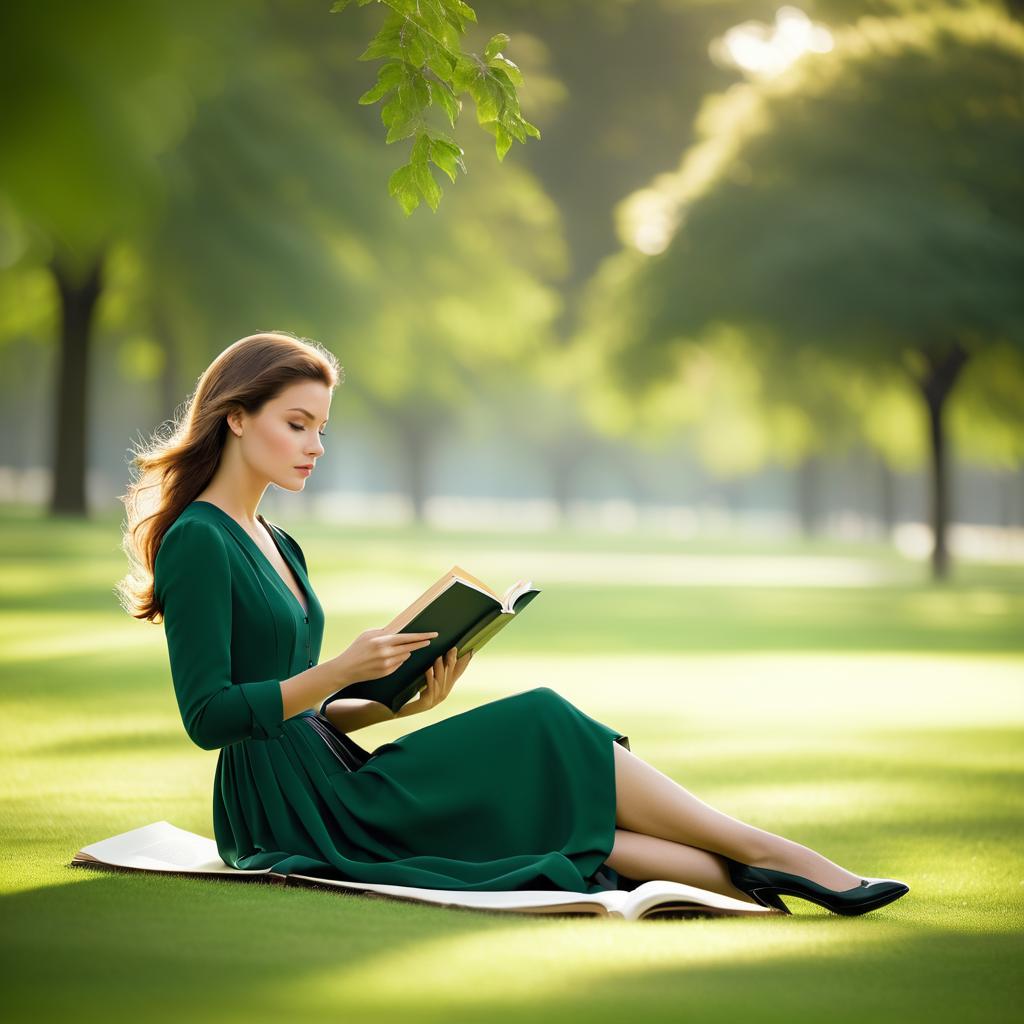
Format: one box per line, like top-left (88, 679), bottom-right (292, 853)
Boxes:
top-left (116, 331), bottom-right (342, 624)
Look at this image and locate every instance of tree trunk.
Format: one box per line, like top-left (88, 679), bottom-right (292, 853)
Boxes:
top-left (796, 454), bottom-right (822, 537)
top-left (151, 299), bottom-right (182, 425)
top-left (720, 476), bottom-right (745, 516)
top-left (917, 342), bottom-right (969, 581)
top-left (998, 472), bottom-right (1013, 529)
top-left (548, 436), bottom-right (597, 525)
top-left (49, 251), bottom-right (105, 517)
top-left (549, 448), bottom-right (574, 525)
top-left (878, 455), bottom-right (896, 540)
top-left (398, 418), bottom-right (433, 524)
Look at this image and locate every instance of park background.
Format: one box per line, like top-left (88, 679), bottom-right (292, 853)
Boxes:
top-left (1, 1), bottom-right (1022, 1022)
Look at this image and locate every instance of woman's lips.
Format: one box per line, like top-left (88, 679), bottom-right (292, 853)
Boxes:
top-left (295, 466), bottom-right (312, 476)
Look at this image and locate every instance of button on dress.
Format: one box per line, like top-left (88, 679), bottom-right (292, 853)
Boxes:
top-left (153, 500), bottom-right (632, 893)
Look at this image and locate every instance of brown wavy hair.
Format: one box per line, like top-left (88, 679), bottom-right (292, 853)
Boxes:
top-left (116, 331), bottom-right (343, 624)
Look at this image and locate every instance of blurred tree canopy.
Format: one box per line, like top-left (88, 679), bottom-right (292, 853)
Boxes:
top-left (582, 5), bottom-right (1024, 577)
top-left (1, 0), bottom-right (1021, 546)
top-left (0, 0), bottom-right (561, 519)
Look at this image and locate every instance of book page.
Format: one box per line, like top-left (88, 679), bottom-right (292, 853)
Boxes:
top-left (625, 880), bottom-right (775, 918)
top-left (385, 566), bottom-right (501, 633)
top-left (76, 821), bottom-right (276, 875)
top-left (501, 579), bottom-right (532, 611)
top-left (288, 874), bottom-right (621, 915)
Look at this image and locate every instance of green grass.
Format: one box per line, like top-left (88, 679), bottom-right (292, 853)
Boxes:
top-left (1, 506), bottom-right (1022, 1023)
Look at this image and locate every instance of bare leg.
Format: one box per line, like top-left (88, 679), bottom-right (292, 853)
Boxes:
top-left (612, 742), bottom-right (864, 890)
top-left (605, 829), bottom-right (762, 904)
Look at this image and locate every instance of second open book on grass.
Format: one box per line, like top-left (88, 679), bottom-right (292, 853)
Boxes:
top-left (71, 822), bottom-right (778, 919)
top-left (320, 565), bottom-right (541, 714)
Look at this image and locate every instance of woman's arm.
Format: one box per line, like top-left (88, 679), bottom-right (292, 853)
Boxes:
top-left (280, 661), bottom-right (352, 721)
top-left (157, 521), bottom-right (350, 749)
top-left (322, 697), bottom-right (396, 734)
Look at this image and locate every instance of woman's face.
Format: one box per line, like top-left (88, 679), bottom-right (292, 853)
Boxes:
top-left (237, 381), bottom-right (331, 491)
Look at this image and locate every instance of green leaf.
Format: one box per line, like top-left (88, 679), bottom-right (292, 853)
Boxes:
top-left (381, 91), bottom-right (419, 142)
top-left (398, 69), bottom-right (430, 114)
top-left (441, 2), bottom-right (471, 34)
top-left (426, 52), bottom-right (456, 80)
top-left (358, 60), bottom-right (404, 105)
top-left (428, 78), bottom-right (460, 126)
top-left (429, 137), bottom-right (464, 182)
top-left (329, 0), bottom-right (353, 13)
top-left (358, 12), bottom-right (404, 62)
top-left (471, 76), bottom-right (500, 124)
top-left (450, 56), bottom-right (480, 94)
top-left (429, 134), bottom-right (464, 157)
top-left (412, 158), bottom-right (442, 211)
top-left (387, 164), bottom-right (421, 215)
top-left (505, 118), bottom-right (526, 144)
top-left (492, 56), bottom-right (523, 87)
top-left (484, 33), bottom-right (510, 62)
top-left (490, 68), bottom-right (520, 116)
top-left (403, 27), bottom-right (427, 69)
top-left (493, 122), bottom-right (512, 161)
top-left (415, 0), bottom-right (448, 39)
top-left (411, 131), bottom-right (432, 164)
top-left (384, 115), bottom-right (419, 144)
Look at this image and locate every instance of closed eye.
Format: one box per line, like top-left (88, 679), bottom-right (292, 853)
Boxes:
top-left (290, 423), bottom-right (327, 437)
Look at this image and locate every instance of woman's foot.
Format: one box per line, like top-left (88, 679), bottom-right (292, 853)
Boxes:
top-left (746, 837), bottom-right (865, 890)
top-left (723, 856), bottom-right (910, 916)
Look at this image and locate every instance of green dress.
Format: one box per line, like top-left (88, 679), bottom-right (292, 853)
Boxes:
top-left (153, 500), bottom-right (633, 894)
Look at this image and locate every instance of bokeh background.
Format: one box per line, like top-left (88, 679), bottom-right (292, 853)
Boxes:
top-left (2, 0), bottom-right (1022, 574)
top-left (1, 1), bottom-right (1022, 1022)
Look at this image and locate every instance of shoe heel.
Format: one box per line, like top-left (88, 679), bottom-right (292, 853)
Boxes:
top-left (750, 887), bottom-right (791, 914)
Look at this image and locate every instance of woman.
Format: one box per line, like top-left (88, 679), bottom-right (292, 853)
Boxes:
top-left (119, 332), bottom-right (909, 916)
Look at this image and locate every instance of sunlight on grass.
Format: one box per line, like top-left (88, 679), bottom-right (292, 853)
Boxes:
top-left (1, 612), bottom-right (150, 659)
top-left (452, 548), bottom-right (908, 587)
top-left (2, 511), bottom-right (1022, 1023)
top-left (431, 651), bottom-right (1024, 728)
top-left (0, 562), bottom-right (109, 595)
top-left (289, 917), bottom-right (910, 1011)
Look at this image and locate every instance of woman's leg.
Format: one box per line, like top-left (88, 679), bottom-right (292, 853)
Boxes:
top-left (606, 829), bottom-right (762, 903)
top-left (610, 742), bottom-right (864, 890)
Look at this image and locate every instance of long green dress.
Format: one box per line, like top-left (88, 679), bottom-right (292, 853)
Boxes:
top-left (153, 500), bottom-right (633, 894)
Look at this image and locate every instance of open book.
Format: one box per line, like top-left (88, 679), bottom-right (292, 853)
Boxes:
top-left (322, 565), bottom-right (541, 715)
top-left (70, 822), bottom-right (778, 920)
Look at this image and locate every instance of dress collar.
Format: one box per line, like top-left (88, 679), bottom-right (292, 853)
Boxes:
top-left (187, 500), bottom-right (310, 616)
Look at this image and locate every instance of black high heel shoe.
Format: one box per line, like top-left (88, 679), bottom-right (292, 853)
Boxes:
top-left (723, 856), bottom-right (910, 916)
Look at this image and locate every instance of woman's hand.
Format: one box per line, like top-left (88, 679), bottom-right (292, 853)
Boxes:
top-left (394, 647), bottom-right (473, 719)
top-left (333, 627), bottom-right (439, 688)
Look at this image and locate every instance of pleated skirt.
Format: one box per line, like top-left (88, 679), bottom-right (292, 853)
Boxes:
top-left (214, 686), bottom-right (634, 894)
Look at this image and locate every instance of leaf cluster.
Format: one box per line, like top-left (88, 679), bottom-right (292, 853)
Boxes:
top-left (332, 0), bottom-right (539, 213)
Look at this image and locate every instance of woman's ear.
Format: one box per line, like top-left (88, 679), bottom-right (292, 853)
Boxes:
top-left (226, 410), bottom-right (244, 438)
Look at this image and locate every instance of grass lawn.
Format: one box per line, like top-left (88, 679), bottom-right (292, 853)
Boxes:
top-left (1, 505), bottom-right (1022, 1023)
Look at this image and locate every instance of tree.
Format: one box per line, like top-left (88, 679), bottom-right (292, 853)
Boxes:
top-left (0, 0), bottom-right (547, 517)
top-left (591, 7), bottom-right (1024, 578)
top-left (335, 127), bottom-right (569, 521)
top-left (0, 0), bottom-right (250, 515)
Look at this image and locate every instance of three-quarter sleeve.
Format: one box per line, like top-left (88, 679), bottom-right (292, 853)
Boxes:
top-left (154, 519), bottom-right (284, 750)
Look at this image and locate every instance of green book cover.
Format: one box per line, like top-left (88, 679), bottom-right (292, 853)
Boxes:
top-left (321, 569), bottom-right (540, 715)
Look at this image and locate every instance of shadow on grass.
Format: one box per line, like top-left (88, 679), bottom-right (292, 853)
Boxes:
top-left (2, 868), bottom-right (1021, 1024)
